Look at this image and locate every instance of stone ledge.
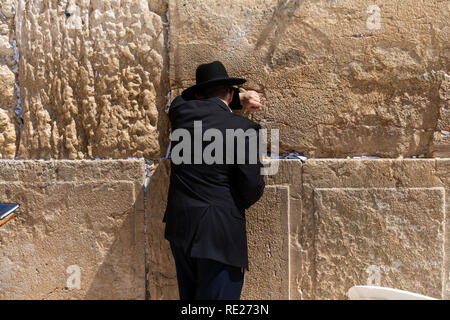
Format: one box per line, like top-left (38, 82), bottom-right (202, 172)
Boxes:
top-left (0, 159), bottom-right (146, 183)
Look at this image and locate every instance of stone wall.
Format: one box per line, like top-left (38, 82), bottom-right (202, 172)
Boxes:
top-left (0, 0), bottom-right (448, 300)
top-left (0, 159), bottom-right (448, 299)
top-left (1, 0), bottom-right (170, 160)
top-left (169, 0), bottom-right (449, 158)
top-left (0, 0), bottom-right (448, 159)
top-left (0, 0), bottom-right (18, 159)
top-left (149, 159), bottom-right (449, 300)
top-left (0, 159), bottom-right (146, 299)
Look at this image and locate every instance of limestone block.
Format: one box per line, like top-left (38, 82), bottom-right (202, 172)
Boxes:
top-left (0, 0), bottom-right (15, 19)
top-left (0, 62), bottom-right (16, 158)
top-left (430, 131), bottom-right (450, 158)
top-left (0, 108), bottom-right (16, 158)
top-left (52, 159), bottom-right (147, 183)
top-left (264, 159), bottom-right (304, 299)
top-left (15, 0), bottom-right (170, 160)
top-left (52, 158), bottom-right (147, 213)
top-left (429, 74), bottom-right (450, 158)
top-left (430, 73), bottom-right (450, 157)
top-left (0, 181), bottom-right (143, 299)
top-left (0, 160), bottom-right (146, 299)
top-left (0, 159), bottom-right (146, 183)
top-left (0, 158), bottom-right (147, 213)
top-left (168, 0), bottom-right (449, 158)
top-left (302, 159), bottom-right (446, 191)
top-left (313, 187), bottom-right (444, 300)
top-left (0, 0), bottom-right (16, 62)
top-left (0, 0), bottom-right (18, 159)
top-left (0, 35), bottom-right (13, 60)
top-left (146, 160), bottom-right (178, 300)
top-left (436, 73), bottom-right (450, 131)
top-left (0, 64), bottom-right (14, 107)
top-left (242, 186), bottom-right (289, 300)
top-left (436, 159), bottom-right (450, 299)
top-left (298, 159), bottom-right (448, 299)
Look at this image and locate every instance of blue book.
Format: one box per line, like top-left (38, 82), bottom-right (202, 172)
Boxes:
top-left (0, 203), bottom-right (19, 226)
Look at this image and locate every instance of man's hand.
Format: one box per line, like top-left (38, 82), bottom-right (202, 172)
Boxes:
top-left (239, 90), bottom-right (263, 113)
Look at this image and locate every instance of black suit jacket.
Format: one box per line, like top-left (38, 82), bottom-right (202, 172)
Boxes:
top-left (163, 96), bottom-right (265, 269)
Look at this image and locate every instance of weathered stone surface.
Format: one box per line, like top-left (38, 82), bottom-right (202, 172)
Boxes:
top-left (241, 186), bottom-right (289, 300)
top-left (436, 73), bottom-right (450, 132)
top-left (430, 131), bottom-right (450, 158)
top-left (430, 73), bottom-right (450, 157)
top-left (1, 158), bottom-right (446, 300)
top-left (313, 187), bottom-right (444, 299)
top-left (14, 0), bottom-right (169, 160)
top-left (0, 0), bottom-right (18, 159)
top-left (299, 159), bottom-right (448, 299)
top-left (0, 34), bottom-right (13, 57)
top-left (147, 159), bottom-right (449, 300)
top-left (0, 0), bottom-right (448, 159)
top-left (0, 0), bottom-right (447, 159)
top-left (0, 160), bottom-right (146, 299)
top-left (146, 159), bottom-right (178, 300)
top-left (169, 0), bottom-right (449, 158)
top-left (0, 64), bottom-right (15, 107)
top-left (435, 159), bottom-right (450, 299)
top-left (0, 108), bottom-right (15, 158)
top-left (264, 160), bottom-right (303, 299)
top-left (0, 159), bottom-right (146, 182)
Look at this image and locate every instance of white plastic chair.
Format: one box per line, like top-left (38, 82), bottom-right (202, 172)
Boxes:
top-left (348, 285), bottom-right (438, 300)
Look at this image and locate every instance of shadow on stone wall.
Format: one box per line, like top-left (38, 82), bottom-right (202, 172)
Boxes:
top-left (84, 207), bottom-right (145, 300)
top-left (146, 160), bottom-right (179, 300)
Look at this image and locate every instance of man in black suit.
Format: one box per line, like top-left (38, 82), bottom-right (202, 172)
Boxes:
top-left (163, 61), bottom-right (266, 300)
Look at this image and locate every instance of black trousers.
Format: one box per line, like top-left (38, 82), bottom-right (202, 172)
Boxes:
top-left (170, 242), bottom-right (245, 300)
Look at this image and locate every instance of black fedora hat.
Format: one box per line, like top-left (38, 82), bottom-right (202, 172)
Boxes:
top-left (181, 61), bottom-right (246, 99)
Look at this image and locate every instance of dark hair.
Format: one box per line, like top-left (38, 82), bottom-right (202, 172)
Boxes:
top-left (197, 85), bottom-right (232, 100)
